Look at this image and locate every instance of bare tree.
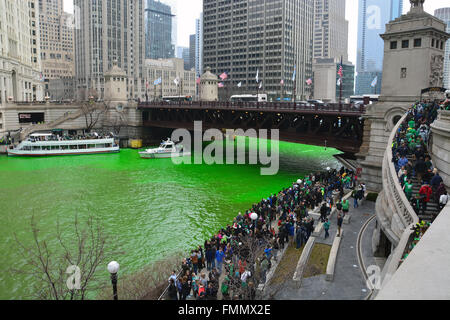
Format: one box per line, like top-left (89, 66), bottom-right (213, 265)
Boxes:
top-left (96, 252), bottom-right (185, 300)
top-left (12, 214), bottom-right (118, 300)
top-left (104, 110), bottom-right (128, 136)
top-left (221, 229), bottom-right (273, 300)
top-left (80, 100), bottom-right (108, 133)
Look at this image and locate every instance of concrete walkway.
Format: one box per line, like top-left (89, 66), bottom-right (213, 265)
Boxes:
top-left (274, 198), bottom-right (381, 300)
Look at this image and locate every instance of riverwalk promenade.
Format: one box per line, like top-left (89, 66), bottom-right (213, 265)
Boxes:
top-left (272, 198), bottom-right (382, 300)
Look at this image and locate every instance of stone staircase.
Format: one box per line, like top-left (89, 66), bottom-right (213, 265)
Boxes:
top-left (19, 109), bottom-right (84, 141)
top-left (19, 103), bottom-right (106, 141)
top-left (406, 155), bottom-right (440, 222)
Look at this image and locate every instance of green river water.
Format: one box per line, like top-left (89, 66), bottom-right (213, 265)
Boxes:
top-left (0, 140), bottom-right (340, 299)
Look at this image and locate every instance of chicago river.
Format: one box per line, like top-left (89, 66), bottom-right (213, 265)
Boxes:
top-left (0, 140), bottom-right (340, 299)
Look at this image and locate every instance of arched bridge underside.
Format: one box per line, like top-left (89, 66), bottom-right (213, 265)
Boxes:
top-left (139, 102), bottom-right (365, 154)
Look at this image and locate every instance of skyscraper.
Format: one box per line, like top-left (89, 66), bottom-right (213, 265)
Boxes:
top-left (74, 0), bottom-right (146, 100)
top-left (203, 0), bottom-right (314, 101)
top-left (176, 46), bottom-right (191, 70)
top-left (355, 0), bottom-right (403, 95)
top-left (313, 0), bottom-right (348, 62)
top-left (312, 0), bottom-right (353, 102)
top-left (0, 0), bottom-right (44, 104)
top-left (435, 8), bottom-right (450, 89)
top-left (145, 0), bottom-right (175, 60)
top-left (38, 0), bottom-right (75, 98)
top-left (189, 35), bottom-right (196, 71)
top-left (194, 14), bottom-right (203, 77)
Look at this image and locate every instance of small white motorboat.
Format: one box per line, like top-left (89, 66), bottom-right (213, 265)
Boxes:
top-left (139, 138), bottom-right (190, 159)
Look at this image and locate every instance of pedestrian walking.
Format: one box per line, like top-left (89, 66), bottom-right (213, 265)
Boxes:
top-left (337, 211), bottom-right (343, 237)
top-left (323, 219), bottom-right (330, 239)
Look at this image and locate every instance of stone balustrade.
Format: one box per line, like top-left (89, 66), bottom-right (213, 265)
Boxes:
top-left (376, 113), bottom-right (419, 247)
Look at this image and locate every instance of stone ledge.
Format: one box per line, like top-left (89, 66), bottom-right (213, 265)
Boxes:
top-left (292, 236), bottom-right (316, 288)
top-left (326, 230), bottom-right (343, 281)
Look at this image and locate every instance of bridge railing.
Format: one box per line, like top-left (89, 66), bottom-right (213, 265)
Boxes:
top-left (139, 101), bottom-right (366, 114)
top-left (382, 112), bottom-right (419, 229)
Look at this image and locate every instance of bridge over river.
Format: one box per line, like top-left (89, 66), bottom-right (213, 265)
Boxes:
top-left (139, 101), bottom-right (366, 154)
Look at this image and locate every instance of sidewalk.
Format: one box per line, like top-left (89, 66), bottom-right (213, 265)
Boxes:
top-left (273, 198), bottom-right (378, 300)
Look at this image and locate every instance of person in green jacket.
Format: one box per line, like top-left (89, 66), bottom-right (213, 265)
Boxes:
top-left (323, 219), bottom-right (330, 239)
top-left (403, 179), bottom-right (413, 200)
top-left (341, 198), bottom-right (349, 215)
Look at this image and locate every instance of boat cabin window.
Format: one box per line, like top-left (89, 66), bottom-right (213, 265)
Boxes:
top-left (51, 146), bottom-right (60, 150)
top-left (88, 144), bottom-right (96, 149)
top-left (96, 144), bottom-right (105, 148)
top-left (32, 146), bottom-right (41, 151)
top-left (22, 146), bottom-right (31, 151)
top-left (61, 145), bottom-right (69, 150)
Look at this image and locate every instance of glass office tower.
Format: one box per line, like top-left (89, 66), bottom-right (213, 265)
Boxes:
top-left (145, 0), bottom-right (175, 59)
top-left (355, 0), bottom-right (403, 95)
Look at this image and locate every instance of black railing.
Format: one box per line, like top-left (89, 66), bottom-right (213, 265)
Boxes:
top-left (139, 101), bottom-right (366, 114)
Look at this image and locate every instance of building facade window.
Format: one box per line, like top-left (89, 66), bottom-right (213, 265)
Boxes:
top-left (401, 68), bottom-right (407, 79)
top-left (390, 41), bottom-right (397, 49)
top-left (414, 38), bottom-right (421, 47)
top-left (402, 40), bottom-right (409, 49)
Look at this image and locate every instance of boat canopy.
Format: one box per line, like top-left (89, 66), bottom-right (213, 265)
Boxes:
top-left (30, 133), bottom-right (53, 137)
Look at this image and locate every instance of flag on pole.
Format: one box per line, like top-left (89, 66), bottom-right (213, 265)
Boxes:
top-left (370, 76), bottom-right (378, 88)
top-left (219, 72), bottom-right (228, 80)
top-left (338, 65), bottom-right (344, 78)
top-left (256, 69), bottom-right (259, 83)
top-left (154, 77), bottom-right (162, 85)
top-left (306, 78), bottom-right (312, 86)
top-left (146, 80), bottom-right (149, 89)
top-left (280, 79), bottom-right (284, 85)
top-left (196, 77), bottom-right (201, 85)
top-left (259, 81), bottom-right (263, 89)
top-left (218, 82), bottom-right (224, 88)
top-left (237, 82), bottom-right (242, 88)
top-left (337, 78), bottom-right (342, 86)
top-left (174, 77), bottom-right (180, 86)
top-left (292, 65), bottom-right (297, 81)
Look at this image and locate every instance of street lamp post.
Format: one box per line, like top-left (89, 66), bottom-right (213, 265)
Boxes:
top-left (107, 261), bottom-right (120, 300)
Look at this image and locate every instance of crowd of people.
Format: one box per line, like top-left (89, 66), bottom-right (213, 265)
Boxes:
top-left (392, 99), bottom-right (448, 222)
top-left (166, 166), bottom-right (366, 300)
top-left (391, 99), bottom-right (449, 263)
top-left (27, 132), bottom-right (114, 143)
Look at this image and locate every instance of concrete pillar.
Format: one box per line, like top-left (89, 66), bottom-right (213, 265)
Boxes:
top-left (430, 110), bottom-right (450, 188)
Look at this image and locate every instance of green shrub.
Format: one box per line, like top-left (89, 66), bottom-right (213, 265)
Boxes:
top-left (366, 192), bottom-right (379, 202)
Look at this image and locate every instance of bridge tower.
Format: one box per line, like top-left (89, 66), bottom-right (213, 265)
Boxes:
top-left (104, 60), bottom-right (128, 107)
top-left (200, 67), bottom-right (218, 101)
top-left (357, 0), bottom-right (449, 192)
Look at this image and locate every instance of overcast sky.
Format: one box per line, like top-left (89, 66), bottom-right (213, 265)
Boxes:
top-left (63, 0), bottom-right (450, 65)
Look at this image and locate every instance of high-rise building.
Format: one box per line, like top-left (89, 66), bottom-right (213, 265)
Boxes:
top-left (203, 0), bottom-right (314, 101)
top-left (0, 0), bottom-right (44, 105)
top-left (313, 0), bottom-right (348, 62)
top-left (435, 8), bottom-right (450, 89)
top-left (312, 0), bottom-right (353, 102)
top-left (145, 0), bottom-right (175, 60)
top-left (75, 0), bottom-right (146, 101)
top-left (189, 35), bottom-right (196, 71)
top-left (176, 46), bottom-right (191, 70)
top-left (194, 14), bottom-right (204, 77)
top-left (355, 0), bottom-right (403, 95)
top-left (38, 0), bottom-right (75, 99)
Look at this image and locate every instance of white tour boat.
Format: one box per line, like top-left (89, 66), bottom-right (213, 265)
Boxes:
top-left (139, 138), bottom-right (189, 159)
top-left (7, 133), bottom-right (120, 157)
